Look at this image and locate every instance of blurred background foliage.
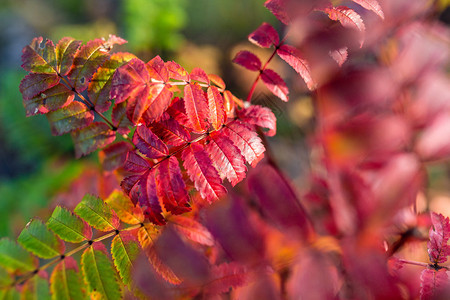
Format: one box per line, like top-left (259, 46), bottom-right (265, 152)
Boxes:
top-left (0, 0), bottom-right (449, 238)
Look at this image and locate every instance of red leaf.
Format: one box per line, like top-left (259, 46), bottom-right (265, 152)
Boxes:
top-left (208, 74), bottom-right (226, 89)
top-left (155, 157), bottom-right (191, 215)
top-left (248, 164), bottom-right (310, 235)
top-left (121, 174), bottom-right (142, 197)
top-left (46, 101), bottom-right (94, 135)
top-left (124, 151), bottom-right (151, 174)
top-left (165, 61), bottom-right (189, 81)
top-left (146, 56), bottom-right (169, 82)
top-left (150, 114), bottom-right (191, 147)
top-left (204, 263), bottom-right (247, 294)
top-left (277, 44), bottom-right (316, 90)
top-left (141, 85), bottom-right (173, 124)
top-left (55, 37), bottom-right (82, 76)
top-left (166, 97), bottom-right (194, 130)
top-left (223, 120), bottom-right (265, 167)
top-left (71, 122), bottom-right (116, 158)
top-left (23, 83), bottom-right (74, 116)
top-left (264, 0), bottom-right (290, 25)
top-left (111, 101), bottom-right (132, 134)
top-left (206, 131), bottom-right (247, 186)
top-left (415, 113), bottom-right (450, 162)
top-left (428, 212), bottom-right (450, 264)
top-left (190, 68), bottom-right (209, 84)
top-left (169, 215), bottom-right (214, 246)
top-left (20, 73), bottom-right (60, 100)
top-left (232, 50), bottom-right (262, 71)
top-left (248, 22), bottom-right (280, 48)
top-left (420, 268), bottom-right (448, 300)
top-left (130, 169), bottom-right (166, 225)
top-left (237, 105), bottom-right (276, 136)
top-left (133, 125), bottom-right (168, 159)
top-left (99, 141), bottom-right (133, 172)
top-left (207, 86), bottom-right (226, 130)
top-left (184, 83), bottom-right (210, 133)
top-left (182, 143), bottom-right (226, 203)
top-left (329, 47), bottom-right (348, 67)
top-left (21, 37), bottom-right (57, 74)
top-left (322, 6), bottom-right (365, 46)
top-left (351, 0), bottom-right (384, 19)
top-left (260, 68), bottom-right (289, 101)
top-left (67, 39), bottom-right (110, 92)
top-left (110, 58), bottom-right (150, 104)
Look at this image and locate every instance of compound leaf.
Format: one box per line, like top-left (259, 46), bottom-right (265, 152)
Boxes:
top-left (21, 37), bottom-right (57, 74)
top-left (55, 37), bottom-right (82, 76)
top-left (232, 50), bottom-right (262, 71)
top-left (0, 238), bottom-right (37, 273)
top-left (248, 22), bottom-right (279, 48)
top-left (21, 271), bottom-right (50, 300)
top-left (207, 86), bottom-right (226, 131)
top-left (71, 122), bottom-right (116, 158)
top-left (105, 190), bottom-right (144, 225)
top-left (168, 215), bottom-right (214, 246)
top-left (133, 125), bottom-right (168, 159)
top-left (20, 73), bottom-right (60, 101)
top-left (46, 101), bottom-right (94, 136)
top-left (428, 212), bottom-right (450, 264)
top-left (351, 0), bottom-right (384, 19)
top-left (260, 68), bottom-right (289, 101)
top-left (111, 231), bottom-right (140, 286)
top-left (277, 44), bottom-right (316, 91)
top-left (23, 83), bottom-right (74, 117)
top-left (50, 257), bottom-right (85, 300)
top-left (184, 83), bottom-right (210, 133)
top-left (237, 105), bottom-right (276, 136)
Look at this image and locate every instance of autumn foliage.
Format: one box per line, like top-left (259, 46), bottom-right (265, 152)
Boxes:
top-left (1, 0), bottom-right (449, 299)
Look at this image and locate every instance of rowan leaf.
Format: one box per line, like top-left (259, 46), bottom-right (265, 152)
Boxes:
top-left (208, 74), bottom-right (226, 89)
top-left (248, 22), bottom-right (279, 48)
top-left (166, 97), bottom-right (194, 130)
top-left (206, 131), bottom-right (247, 186)
top-left (81, 243), bottom-right (121, 300)
top-left (264, 0), bottom-right (290, 25)
top-left (184, 83), bottom-right (210, 133)
top-left (21, 37), bottom-right (57, 74)
top-left (190, 68), bottom-right (209, 83)
top-left (329, 47), bottom-right (348, 67)
top-left (232, 50), bottom-right (262, 71)
top-left (140, 85), bottom-right (173, 124)
top-left (204, 262), bottom-right (247, 295)
top-left (105, 190), bottom-right (144, 225)
top-left (99, 141), bottom-right (133, 172)
top-left (223, 120), bottom-right (265, 167)
top-left (23, 83), bottom-right (75, 117)
top-left (322, 6), bottom-right (365, 46)
top-left (111, 231), bottom-right (140, 286)
top-left (427, 212), bottom-right (450, 264)
top-left (351, 0), bottom-right (384, 19)
top-left (68, 39), bottom-right (110, 92)
top-left (110, 58), bottom-right (150, 104)
top-left (20, 73), bottom-right (60, 101)
top-left (47, 206), bottom-right (92, 243)
top-left (0, 238), bottom-right (37, 273)
top-left (137, 223), bottom-right (159, 250)
top-left (88, 52), bottom-right (137, 113)
top-left (207, 86), bottom-right (226, 130)
top-left (155, 157), bottom-right (191, 215)
top-left (123, 151), bottom-right (151, 174)
top-left (18, 219), bottom-right (64, 259)
top-left (111, 101), bottom-right (132, 133)
top-left (133, 125), bottom-right (168, 159)
top-left (277, 44), bottom-right (316, 90)
top-left (149, 115), bottom-right (191, 147)
top-left (50, 257), bottom-right (85, 300)
top-left (55, 37), bottom-right (82, 76)
top-left (182, 143), bottom-right (226, 203)
top-left (420, 268), bottom-right (448, 300)
top-left (21, 271), bottom-right (51, 300)
top-left (130, 169), bottom-right (166, 225)
top-left (260, 68), bottom-right (289, 101)
top-left (46, 101), bottom-right (94, 136)
top-left (74, 194), bottom-right (120, 232)
top-left (146, 55), bottom-right (169, 82)
top-left (71, 122), bottom-right (116, 158)
top-left (237, 105), bottom-right (276, 136)
top-left (165, 61), bottom-right (189, 81)
top-left (168, 215), bottom-right (214, 246)
top-left (0, 266), bottom-right (13, 289)
top-left (144, 244), bottom-right (181, 285)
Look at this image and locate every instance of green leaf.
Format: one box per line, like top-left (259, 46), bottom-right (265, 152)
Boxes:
top-left (105, 190), bottom-right (144, 225)
top-left (0, 238), bottom-right (36, 273)
top-left (50, 257), bottom-right (85, 300)
top-left (81, 243), bottom-right (121, 299)
top-left (0, 287), bottom-right (20, 300)
top-left (88, 52), bottom-right (137, 113)
top-left (47, 206), bottom-right (92, 243)
top-left (18, 220), bottom-right (64, 259)
top-left (74, 194), bottom-right (120, 232)
top-left (21, 271), bottom-right (51, 300)
top-left (111, 232), bottom-right (140, 286)
top-left (71, 122), bottom-right (116, 158)
top-left (46, 102), bottom-right (94, 136)
top-left (0, 266), bottom-right (13, 289)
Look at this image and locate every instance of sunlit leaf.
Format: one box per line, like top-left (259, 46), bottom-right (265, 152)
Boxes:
top-left (50, 257), bottom-right (85, 300)
top-left (18, 219), bottom-right (64, 259)
top-left (46, 101), bottom-right (94, 136)
top-left (0, 238), bottom-right (37, 273)
top-left (71, 122), bottom-right (116, 158)
top-left (47, 206), bottom-right (92, 243)
top-left (74, 194), bottom-right (120, 232)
